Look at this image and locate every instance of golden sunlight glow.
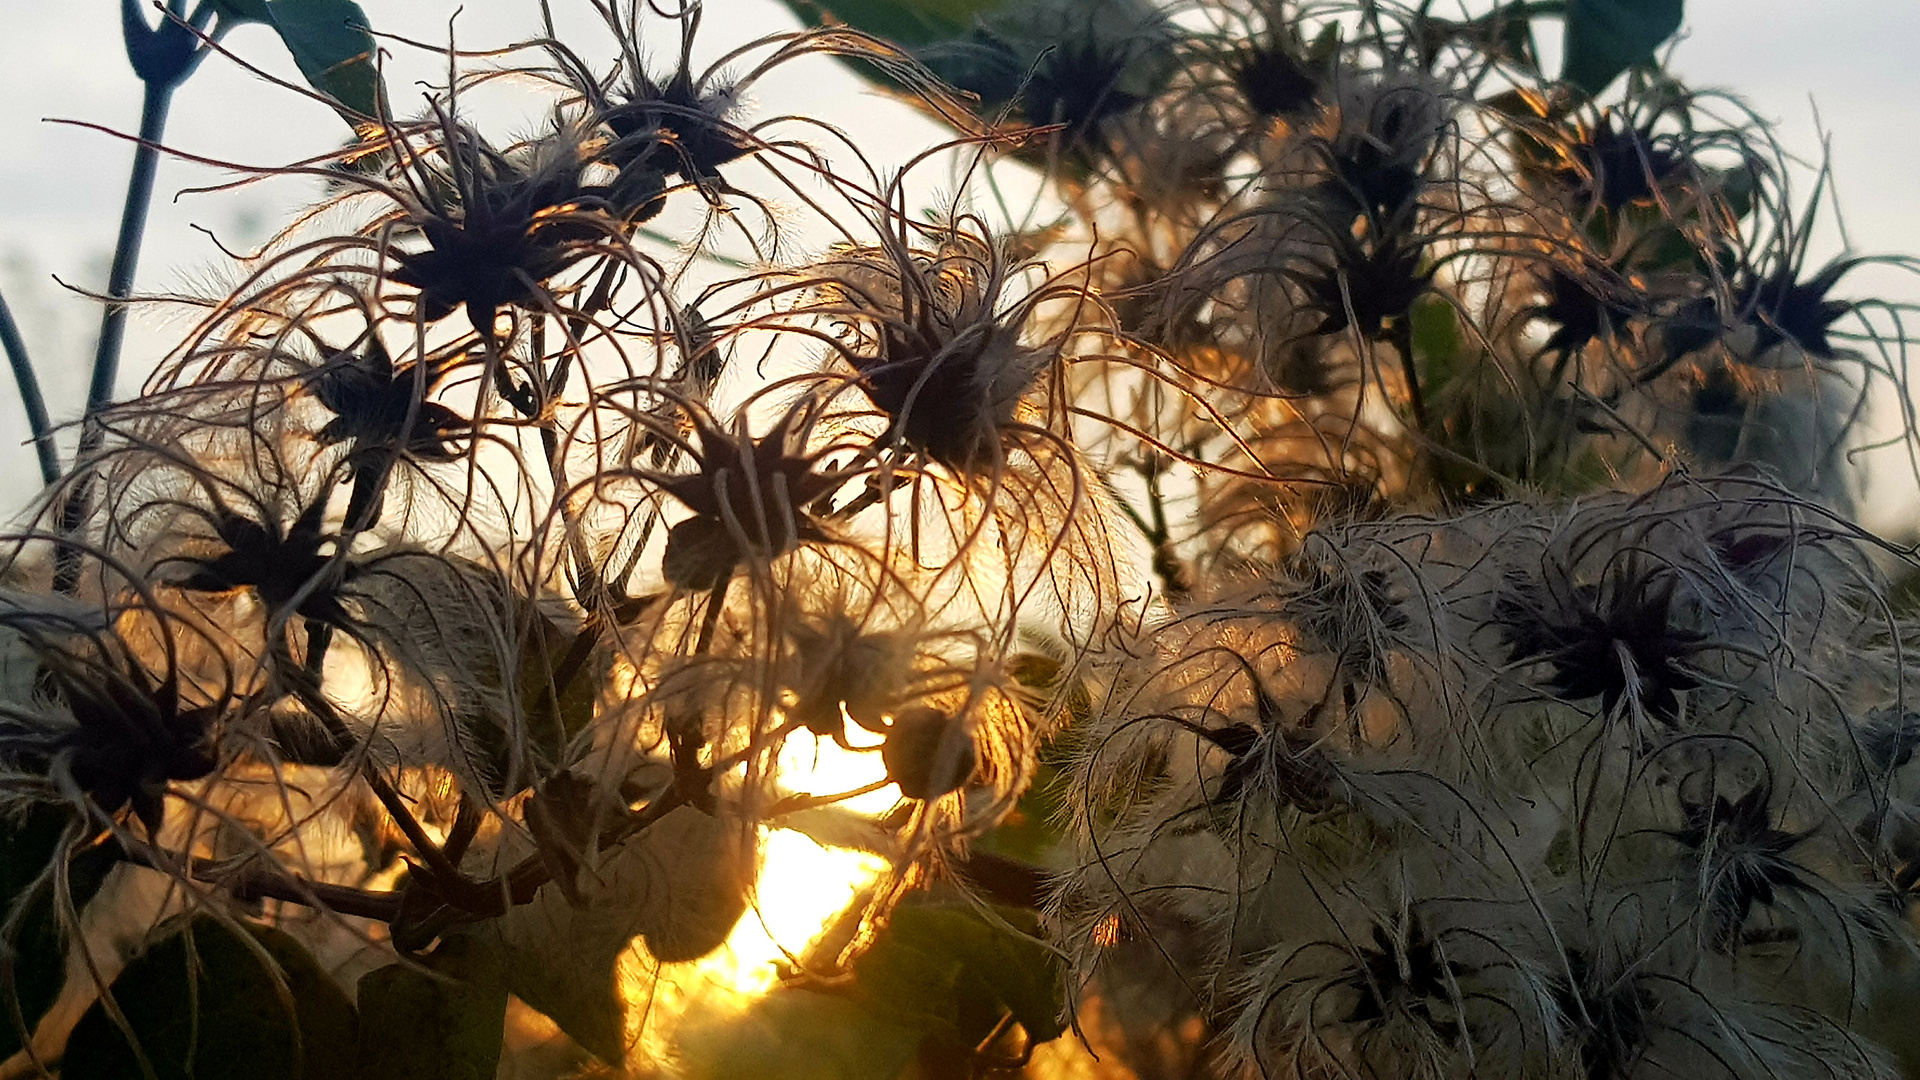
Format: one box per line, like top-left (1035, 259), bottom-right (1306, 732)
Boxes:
top-left (768, 725), bottom-right (903, 818)
top-left (692, 829), bottom-right (887, 997)
top-left (619, 827), bottom-right (889, 1056)
top-left (618, 726), bottom-right (899, 1062)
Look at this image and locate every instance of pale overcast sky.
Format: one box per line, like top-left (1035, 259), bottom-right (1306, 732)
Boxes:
top-left (1, 0), bottom-right (1917, 522)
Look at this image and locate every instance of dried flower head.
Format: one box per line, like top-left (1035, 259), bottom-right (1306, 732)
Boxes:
top-left (164, 495), bottom-right (353, 631)
top-left (0, 612), bottom-right (226, 838)
top-left (639, 396), bottom-right (853, 591)
top-left (367, 114), bottom-right (614, 335)
top-left (579, 1), bottom-right (755, 193)
top-left (1497, 558), bottom-right (1713, 728)
top-left (307, 337), bottom-right (467, 526)
top-left (803, 216), bottom-right (1061, 473)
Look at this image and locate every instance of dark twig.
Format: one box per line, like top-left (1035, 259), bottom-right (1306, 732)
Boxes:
top-left (55, 0), bottom-right (214, 593)
top-left (0, 288), bottom-right (58, 487)
top-left (1390, 316), bottom-right (1428, 432)
top-left (81, 81), bottom-right (172, 454)
top-left (107, 836), bottom-right (409, 923)
top-left (215, 862), bottom-right (408, 922)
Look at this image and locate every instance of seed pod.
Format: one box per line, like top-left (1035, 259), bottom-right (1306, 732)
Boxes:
top-left (660, 516), bottom-right (742, 592)
top-left (647, 399), bottom-right (846, 592)
top-left (882, 706), bottom-right (978, 802)
top-left (786, 616), bottom-right (910, 741)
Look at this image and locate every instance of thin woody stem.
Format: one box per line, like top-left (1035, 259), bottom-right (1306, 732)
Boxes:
top-left (0, 288), bottom-right (57, 487)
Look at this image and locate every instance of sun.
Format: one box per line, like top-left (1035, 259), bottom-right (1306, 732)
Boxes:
top-left (617, 730), bottom-right (898, 1060)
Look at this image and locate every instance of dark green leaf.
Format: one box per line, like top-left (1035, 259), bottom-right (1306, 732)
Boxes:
top-left (977, 757), bottom-right (1066, 864)
top-left (964, 0), bottom-right (1176, 109)
top-left (0, 806), bottom-right (115, 1062)
top-left (519, 618), bottom-right (604, 769)
top-left (204, 0), bottom-right (272, 24)
top-left (781, 0), bottom-right (1176, 147)
top-left (677, 988), bottom-right (924, 1080)
top-left (1561, 0), bottom-right (1683, 96)
top-left (853, 903), bottom-right (1064, 1044)
top-left (355, 936), bottom-right (508, 1080)
top-left (1410, 293), bottom-right (1467, 384)
top-left (263, 0), bottom-right (383, 120)
top-left (63, 914), bottom-right (357, 1080)
top-left (910, 30), bottom-right (1027, 109)
top-left (777, 0), bottom-right (1011, 49)
top-left (976, 707), bottom-right (1077, 868)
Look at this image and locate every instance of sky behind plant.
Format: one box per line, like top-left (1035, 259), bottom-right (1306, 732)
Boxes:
top-left (1, 0), bottom-right (1916, 524)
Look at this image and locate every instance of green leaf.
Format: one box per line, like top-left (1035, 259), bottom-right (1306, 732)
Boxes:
top-left (482, 805), bottom-right (751, 1064)
top-left (965, 0), bottom-right (1175, 107)
top-left (855, 904), bottom-right (1064, 1044)
top-left (518, 617), bottom-right (605, 769)
top-left (978, 758), bottom-right (1066, 864)
top-left (0, 806), bottom-right (115, 1062)
top-left (63, 914), bottom-right (357, 1080)
top-left (777, 0), bottom-right (1011, 49)
top-left (1561, 0), bottom-right (1683, 96)
top-left (780, 0), bottom-right (1177, 147)
top-left (354, 936), bottom-right (508, 1080)
top-left (677, 988), bottom-right (925, 1080)
top-left (204, 0), bottom-right (272, 24)
top-left (1410, 293), bottom-right (1467, 385)
top-left (263, 0), bottom-right (382, 119)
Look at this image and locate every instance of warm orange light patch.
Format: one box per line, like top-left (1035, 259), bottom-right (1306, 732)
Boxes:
top-left (617, 727), bottom-right (897, 1061)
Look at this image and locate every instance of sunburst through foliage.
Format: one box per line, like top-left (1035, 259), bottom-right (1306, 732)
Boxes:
top-left (5, 0), bottom-right (1920, 1077)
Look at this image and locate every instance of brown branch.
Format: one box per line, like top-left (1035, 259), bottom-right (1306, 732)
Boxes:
top-left (109, 841), bottom-right (407, 923)
top-left (215, 862), bottom-right (406, 922)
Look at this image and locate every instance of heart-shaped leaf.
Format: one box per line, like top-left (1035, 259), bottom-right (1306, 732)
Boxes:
top-left (263, 0), bottom-right (383, 120)
top-left (854, 904), bottom-right (1064, 1044)
top-left (481, 805), bottom-right (752, 1063)
top-left (1561, 0), bottom-right (1684, 96)
top-left (678, 989), bottom-right (925, 1080)
top-left (63, 914), bottom-right (357, 1080)
top-left (674, 901), bottom-right (1063, 1079)
top-left (355, 936), bottom-right (508, 1080)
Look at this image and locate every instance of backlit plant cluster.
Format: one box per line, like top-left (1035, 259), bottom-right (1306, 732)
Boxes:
top-left (4, 0), bottom-right (1920, 1077)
